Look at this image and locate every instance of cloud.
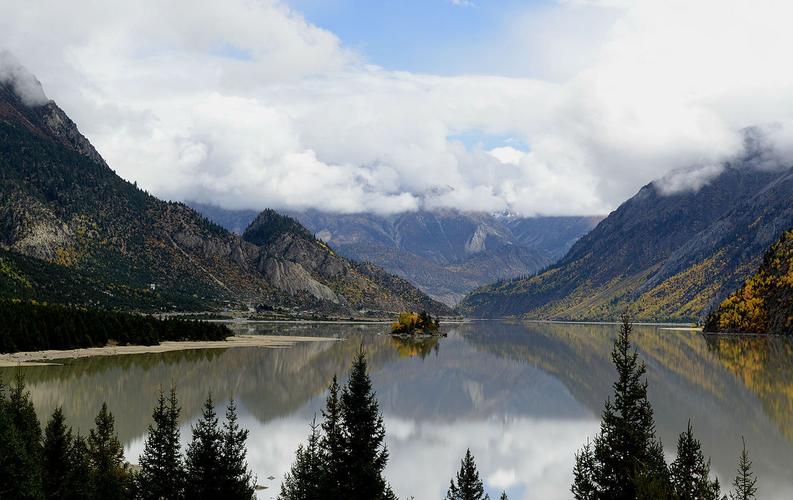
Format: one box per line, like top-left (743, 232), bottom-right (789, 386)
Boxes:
top-left (2, 0), bottom-right (793, 215)
top-left (0, 50), bottom-right (48, 105)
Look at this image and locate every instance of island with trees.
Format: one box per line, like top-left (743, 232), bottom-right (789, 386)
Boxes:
top-left (390, 310), bottom-right (442, 336)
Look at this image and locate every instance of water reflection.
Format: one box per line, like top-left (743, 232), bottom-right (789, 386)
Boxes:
top-left (389, 336), bottom-right (440, 359)
top-left (2, 321), bottom-right (792, 499)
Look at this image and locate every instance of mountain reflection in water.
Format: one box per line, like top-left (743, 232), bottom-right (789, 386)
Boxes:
top-left (3, 321), bottom-right (792, 499)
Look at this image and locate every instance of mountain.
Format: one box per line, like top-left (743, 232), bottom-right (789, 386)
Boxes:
top-left (0, 70), bottom-right (447, 316)
top-left (460, 159), bottom-right (793, 321)
top-left (240, 209), bottom-right (449, 314)
top-left (190, 203), bottom-right (600, 305)
top-left (704, 229), bottom-right (793, 334)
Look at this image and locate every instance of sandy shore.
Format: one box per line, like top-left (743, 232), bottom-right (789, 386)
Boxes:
top-left (0, 335), bottom-right (336, 367)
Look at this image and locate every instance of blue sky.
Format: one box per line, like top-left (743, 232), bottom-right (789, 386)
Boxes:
top-left (287, 0), bottom-right (551, 76)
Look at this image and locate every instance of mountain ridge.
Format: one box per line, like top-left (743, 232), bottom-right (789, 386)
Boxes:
top-left (190, 203), bottom-right (600, 305)
top-left (0, 77), bottom-right (448, 316)
top-left (460, 160), bottom-right (793, 321)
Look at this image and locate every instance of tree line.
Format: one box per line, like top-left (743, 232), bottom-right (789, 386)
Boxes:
top-left (0, 375), bottom-right (255, 500)
top-left (0, 300), bottom-right (231, 353)
top-left (571, 314), bottom-right (758, 500)
top-left (1, 319), bottom-right (761, 499)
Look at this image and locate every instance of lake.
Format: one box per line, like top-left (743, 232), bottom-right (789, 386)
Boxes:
top-left (3, 321), bottom-right (792, 499)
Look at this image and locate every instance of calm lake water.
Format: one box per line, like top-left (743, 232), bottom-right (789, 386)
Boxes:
top-left (3, 321), bottom-right (793, 499)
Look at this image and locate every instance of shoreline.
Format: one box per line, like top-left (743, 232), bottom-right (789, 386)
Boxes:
top-left (0, 335), bottom-right (336, 367)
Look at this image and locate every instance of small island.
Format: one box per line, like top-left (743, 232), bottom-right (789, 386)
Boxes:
top-left (390, 311), bottom-right (442, 336)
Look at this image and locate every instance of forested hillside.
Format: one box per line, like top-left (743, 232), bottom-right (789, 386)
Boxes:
top-left (705, 229), bottom-right (793, 334)
top-left (460, 160), bottom-right (793, 321)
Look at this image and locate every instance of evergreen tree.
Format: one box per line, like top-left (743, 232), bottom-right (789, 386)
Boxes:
top-left (0, 375), bottom-right (44, 500)
top-left (670, 421), bottom-right (720, 500)
top-left (65, 435), bottom-right (92, 500)
top-left (729, 437), bottom-right (757, 500)
top-left (572, 440), bottom-right (597, 500)
top-left (220, 399), bottom-right (256, 499)
top-left (319, 376), bottom-right (345, 497)
top-left (278, 418), bottom-right (323, 500)
top-left (635, 439), bottom-right (674, 499)
top-left (588, 313), bottom-right (670, 499)
top-left (340, 348), bottom-right (392, 500)
top-left (184, 395), bottom-right (224, 499)
top-left (499, 492), bottom-right (509, 500)
top-left (136, 387), bottom-right (185, 500)
top-left (445, 449), bottom-right (489, 500)
top-left (87, 403), bottom-right (129, 500)
top-left (42, 407), bottom-right (73, 499)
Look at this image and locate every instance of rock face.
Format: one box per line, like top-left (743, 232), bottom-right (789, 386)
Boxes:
top-left (192, 203), bottom-right (600, 306)
top-left (243, 210), bottom-right (449, 314)
top-left (0, 75), bottom-right (448, 315)
top-left (460, 160), bottom-right (793, 322)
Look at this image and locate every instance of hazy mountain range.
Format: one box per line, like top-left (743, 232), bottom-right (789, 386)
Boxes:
top-left (191, 203), bottom-right (600, 305)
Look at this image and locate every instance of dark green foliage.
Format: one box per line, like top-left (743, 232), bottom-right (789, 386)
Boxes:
top-left (572, 440), bottom-right (597, 500)
top-left (220, 400), bottom-right (256, 499)
top-left (0, 375), bottom-right (43, 500)
top-left (65, 435), bottom-right (92, 500)
top-left (185, 395), bottom-right (225, 499)
top-left (0, 300), bottom-right (231, 353)
top-left (137, 388), bottom-right (185, 500)
top-left (340, 348), bottom-right (392, 500)
top-left (729, 438), bottom-right (757, 500)
top-left (670, 421), bottom-right (720, 500)
top-left (572, 314), bottom-right (674, 499)
top-left (591, 314), bottom-right (670, 499)
top-left (445, 449), bottom-right (489, 500)
top-left (278, 419), bottom-right (323, 500)
top-left (499, 492), bottom-right (508, 500)
top-left (42, 407), bottom-right (73, 500)
top-left (87, 403), bottom-right (130, 500)
top-left (185, 395), bottom-right (255, 500)
top-left (279, 350), bottom-right (395, 500)
top-left (319, 376), bottom-right (345, 498)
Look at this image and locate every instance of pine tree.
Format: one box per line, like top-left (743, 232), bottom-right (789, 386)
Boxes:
top-left (87, 403), bottom-right (129, 500)
top-left (340, 348), bottom-right (392, 500)
top-left (137, 387), bottom-right (185, 500)
top-left (220, 399), bottom-right (255, 499)
top-left (729, 437), bottom-right (757, 500)
top-left (42, 407), bottom-right (73, 499)
top-left (670, 421), bottom-right (720, 500)
top-left (185, 395), bottom-right (224, 499)
top-left (590, 313), bottom-right (670, 499)
top-left (319, 376), bottom-right (346, 497)
top-left (635, 439), bottom-right (674, 499)
top-left (278, 418), bottom-right (323, 500)
top-left (0, 375), bottom-right (44, 500)
top-left (446, 449), bottom-right (489, 500)
top-left (499, 492), bottom-right (508, 500)
top-left (572, 440), bottom-right (597, 500)
top-left (65, 434), bottom-right (92, 500)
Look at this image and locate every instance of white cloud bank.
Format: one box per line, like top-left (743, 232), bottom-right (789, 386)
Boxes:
top-left (2, 0), bottom-right (793, 215)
